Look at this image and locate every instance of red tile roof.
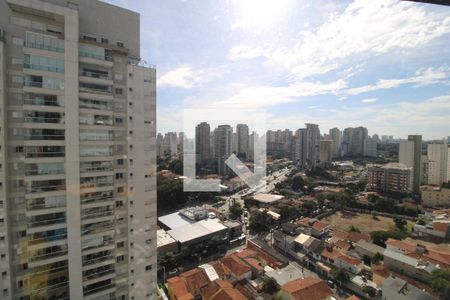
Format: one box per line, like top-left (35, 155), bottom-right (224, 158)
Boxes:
top-left (167, 276), bottom-right (193, 300)
top-left (313, 221), bottom-right (328, 231)
top-left (221, 255), bottom-right (251, 277)
top-left (335, 240), bottom-right (351, 251)
top-left (385, 239), bottom-right (416, 253)
top-left (433, 222), bottom-right (449, 233)
top-left (371, 265), bottom-right (391, 279)
top-left (338, 254), bottom-right (362, 266)
top-left (235, 249), bottom-right (258, 259)
top-left (210, 261), bottom-right (232, 278)
top-left (282, 277), bottom-right (333, 300)
top-left (346, 296), bottom-right (361, 300)
top-left (201, 280), bottom-right (248, 300)
top-left (243, 257), bottom-right (264, 271)
top-left (321, 247), bottom-right (342, 261)
top-left (180, 268), bottom-right (210, 294)
top-left (297, 217), bottom-right (312, 227)
top-left (386, 238), bottom-right (450, 267)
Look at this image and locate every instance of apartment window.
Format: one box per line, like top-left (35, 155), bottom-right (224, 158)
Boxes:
top-left (129, 73), bottom-right (133, 78)
top-left (145, 265), bottom-right (152, 271)
top-left (116, 173), bottom-right (124, 180)
top-left (101, 38), bottom-right (109, 44)
top-left (117, 42), bottom-right (124, 48)
top-left (117, 241), bottom-right (125, 248)
top-left (116, 255), bottom-right (124, 262)
top-left (15, 146), bottom-right (23, 153)
top-left (82, 34), bottom-right (97, 42)
top-left (115, 117), bottom-right (123, 124)
top-left (129, 87), bottom-right (133, 92)
top-left (117, 187), bottom-right (124, 193)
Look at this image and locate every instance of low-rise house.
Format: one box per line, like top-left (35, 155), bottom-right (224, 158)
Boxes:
top-left (383, 248), bottom-right (437, 282)
top-left (273, 230), bottom-right (298, 258)
top-left (279, 277), bottom-right (334, 300)
top-left (220, 255), bottom-right (252, 282)
top-left (167, 276), bottom-right (194, 300)
top-left (335, 254), bottom-right (364, 274)
top-left (330, 230), bottom-right (371, 243)
top-left (385, 239), bottom-right (450, 268)
top-left (201, 280), bottom-right (248, 300)
top-left (321, 246), bottom-right (342, 265)
top-left (294, 233), bottom-right (322, 260)
top-left (296, 218), bottom-right (329, 238)
top-left (382, 275), bottom-right (438, 300)
top-left (353, 240), bottom-right (384, 262)
top-left (413, 220), bottom-right (450, 242)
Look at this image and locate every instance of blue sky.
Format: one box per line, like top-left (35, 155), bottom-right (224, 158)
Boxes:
top-left (105, 0), bottom-right (450, 140)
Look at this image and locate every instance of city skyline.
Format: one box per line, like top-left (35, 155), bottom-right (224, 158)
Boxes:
top-left (106, 0), bottom-right (450, 139)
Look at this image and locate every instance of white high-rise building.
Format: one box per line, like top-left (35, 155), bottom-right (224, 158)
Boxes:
top-left (195, 122), bottom-right (210, 164)
top-left (364, 137), bottom-right (378, 157)
top-left (427, 141), bottom-right (448, 185)
top-left (0, 0), bottom-right (157, 299)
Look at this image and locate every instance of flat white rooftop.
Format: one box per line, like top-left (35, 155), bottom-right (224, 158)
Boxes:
top-left (158, 212), bottom-right (196, 230)
top-left (167, 219), bottom-right (227, 244)
top-left (253, 193), bottom-right (284, 204)
top-left (157, 229), bottom-right (177, 248)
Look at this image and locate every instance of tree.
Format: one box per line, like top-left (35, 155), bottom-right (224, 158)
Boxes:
top-left (362, 286), bottom-right (377, 297)
top-left (370, 230), bottom-right (407, 247)
top-left (279, 205), bottom-right (298, 221)
top-left (417, 218), bottom-right (426, 226)
top-left (431, 268), bottom-right (450, 300)
top-left (262, 277), bottom-right (279, 294)
top-left (372, 252), bottom-right (384, 265)
top-left (160, 252), bottom-right (177, 271)
top-left (291, 175), bottom-right (305, 191)
top-left (331, 268), bottom-right (350, 287)
top-left (348, 225), bottom-right (361, 233)
top-left (249, 211), bottom-right (272, 233)
top-left (394, 217), bottom-right (407, 231)
top-left (229, 201), bottom-right (243, 219)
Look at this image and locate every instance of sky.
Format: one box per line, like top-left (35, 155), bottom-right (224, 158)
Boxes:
top-left (105, 0), bottom-right (450, 140)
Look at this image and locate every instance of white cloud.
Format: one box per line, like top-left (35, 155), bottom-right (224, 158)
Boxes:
top-left (158, 66), bottom-right (205, 89)
top-left (215, 79), bottom-right (347, 109)
top-left (361, 98), bottom-right (377, 103)
top-left (229, 0), bottom-right (450, 80)
top-left (346, 67), bottom-right (450, 95)
top-left (268, 94), bottom-right (450, 139)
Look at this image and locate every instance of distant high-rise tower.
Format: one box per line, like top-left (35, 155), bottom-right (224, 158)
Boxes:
top-left (427, 140), bottom-right (448, 185)
top-left (304, 123), bottom-right (320, 168)
top-left (164, 132), bottom-right (179, 158)
top-left (214, 125), bottom-right (232, 175)
top-left (329, 127), bottom-right (342, 158)
top-left (399, 135), bottom-right (422, 193)
top-left (236, 124), bottom-right (249, 158)
top-left (0, 0), bottom-right (157, 299)
top-left (195, 122), bottom-right (210, 164)
top-left (319, 140), bottom-right (333, 167)
top-left (343, 127), bottom-right (368, 157)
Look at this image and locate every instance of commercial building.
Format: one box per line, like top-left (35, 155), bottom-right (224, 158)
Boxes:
top-left (0, 0), bottom-right (157, 299)
top-left (367, 163), bottom-right (412, 193)
top-left (195, 122), bottom-right (211, 165)
top-left (421, 186), bottom-right (450, 207)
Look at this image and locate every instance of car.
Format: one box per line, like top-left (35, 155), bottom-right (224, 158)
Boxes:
top-left (168, 268), bottom-right (179, 276)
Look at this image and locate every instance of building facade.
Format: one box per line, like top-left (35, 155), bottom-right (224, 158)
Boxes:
top-left (427, 141), bottom-right (448, 185)
top-left (329, 127), bottom-right (341, 158)
top-left (195, 122), bottom-right (210, 165)
top-left (367, 163), bottom-right (412, 193)
top-left (0, 0), bottom-right (157, 299)
top-left (399, 135), bottom-right (422, 194)
top-left (214, 125), bottom-right (232, 175)
top-left (236, 123), bottom-right (249, 159)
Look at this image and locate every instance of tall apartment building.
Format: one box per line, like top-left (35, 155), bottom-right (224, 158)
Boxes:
top-left (214, 125), bottom-right (232, 175)
top-left (367, 163), bottom-right (412, 193)
top-left (163, 132), bottom-right (178, 159)
top-left (0, 1), bottom-right (157, 299)
top-left (292, 128), bottom-right (304, 163)
top-left (427, 141), bottom-right (448, 185)
top-left (319, 140), bottom-right (333, 167)
top-left (195, 122), bottom-right (210, 165)
top-left (363, 137), bottom-right (378, 157)
top-left (156, 133), bottom-right (164, 158)
top-left (399, 136), bottom-right (422, 194)
top-left (342, 126), bottom-right (368, 157)
top-left (303, 123), bottom-right (320, 169)
top-left (329, 127), bottom-right (341, 158)
top-left (236, 124), bottom-right (249, 159)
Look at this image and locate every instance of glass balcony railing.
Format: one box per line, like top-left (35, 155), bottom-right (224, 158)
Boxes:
top-left (27, 217), bottom-right (66, 228)
top-left (83, 282), bottom-right (115, 297)
top-left (24, 41), bottom-right (64, 53)
top-left (24, 97), bottom-right (63, 107)
top-left (24, 81), bottom-right (64, 90)
top-left (24, 116), bottom-right (64, 124)
top-left (79, 51), bottom-right (113, 62)
top-left (24, 63), bottom-right (64, 73)
top-left (28, 249), bottom-right (68, 262)
top-left (25, 151), bottom-right (65, 158)
top-left (26, 184), bottom-right (66, 193)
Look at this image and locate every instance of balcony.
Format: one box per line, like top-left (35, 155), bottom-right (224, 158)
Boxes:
top-left (80, 70), bottom-right (112, 81)
top-left (24, 41), bottom-right (64, 53)
top-left (24, 63), bottom-right (64, 73)
top-left (83, 280), bottom-right (115, 297)
top-left (24, 80), bottom-right (64, 90)
top-left (26, 180), bottom-right (66, 193)
top-left (27, 216), bottom-right (66, 229)
top-left (24, 116), bottom-right (64, 124)
top-left (24, 94), bottom-right (63, 107)
top-left (28, 231), bottom-right (67, 246)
